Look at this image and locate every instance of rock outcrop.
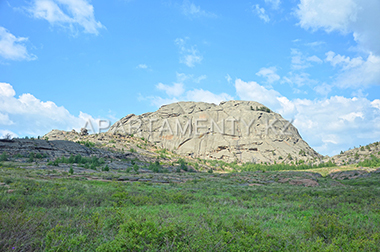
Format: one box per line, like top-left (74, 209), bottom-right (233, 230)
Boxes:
top-left (109, 100), bottom-right (321, 163)
top-left (0, 138), bottom-right (130, 159)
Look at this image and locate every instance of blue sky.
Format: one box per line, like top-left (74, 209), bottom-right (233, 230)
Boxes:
top-left (1, 0), bottom-right (380, 156)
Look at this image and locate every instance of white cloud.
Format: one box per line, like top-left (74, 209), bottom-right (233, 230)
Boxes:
top-left (181, 0), bottom-right (216, 18)
top-left (291, 48), bottom-right (322, 69)
top-left (176, 72), bottom-right (190, 83)
top-left (325, 51), bottom-right (380, 87)
top-left (145, 72), bottom-right (232, 107)
top-left (372, 99), bottom-right (380, 110)
top-left (307, 55), bottom-right (323, 63)
top-left (314, 83), bottom-right (332, 96)
top-left (186, 89), bottom-right (233, 104)
top-left (0, 27), bottom-right (37, 61)
top-left (265, 0), bottom-right (281, 9)
top-left (225, 74), bottom-right (232, 83)
top-left (0, 82), bottom-right (16, 97)
top-left (282, 72), bottom-right (318, 87)
top-left (305, 41), bottom-right (325, 47)
top-left (175, 38), bottom-right (203, 67)
top-left (0, 82), bottom-right (98, 136)
top-left (253, 4), bottom-right (270, 23)
top-left (156, 82), bottom-right (185, 97)
top-left (256, 67), bottom-right (280, 83)
top-left (144, 88), bottom-right (232, 108)
top-left (235, 79), bottom-right (285, 111)
top-left (142, 95), bottom-right (179, 108)
top-left (234, 78), bottom-right (380, 155)
top-left (0, 112), bottom-right (13, 125)
top-left (136, 64), bottom-right (148, 69)
top-left (339, 112), bottom-right (364, 122)
top-left (295, 0), bottom-right (380, 55)
top-left (27, 0), bottom-right (104, 35)
top-left (193, 75), bottom-right (207, 83)
top-left (295, 0), bottom-right (357, 33)
top-left (295, 1), bottom-right (380, 89)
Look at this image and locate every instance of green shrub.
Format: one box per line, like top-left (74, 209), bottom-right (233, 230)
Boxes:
top-left (179, 159), bottom-right (188, 171)
top-left (0, 152), bottom-right (8, 161)
top-left (308, 214), bottom-right (343, 243)
top-left (28, 152), bottom-right (35, 162)
top-left (103, 165), bottom-right (110, 171)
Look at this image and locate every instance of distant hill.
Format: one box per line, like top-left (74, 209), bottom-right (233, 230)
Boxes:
top-left (332, 141), bottom-right (380, 167)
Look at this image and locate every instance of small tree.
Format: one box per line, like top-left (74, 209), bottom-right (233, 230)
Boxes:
top-left (133, 164), bottom-right (139, 173)
top-left (69, 166), bottom-right (74, 175)
top-left (3, 133), bottom-right (11, 140)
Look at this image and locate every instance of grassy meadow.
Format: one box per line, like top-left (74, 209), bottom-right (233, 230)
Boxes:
top-left (1, 166), bottom-right (380, 251)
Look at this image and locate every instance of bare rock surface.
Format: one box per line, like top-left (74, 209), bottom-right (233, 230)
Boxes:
top-left (109, 100), bottom-right (321, 164)
top-left (329, 170), bottom-right (370, 180)
top-left (289, 179), bottom-right (319, 187)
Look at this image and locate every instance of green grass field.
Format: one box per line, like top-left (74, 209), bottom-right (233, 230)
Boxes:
top-left (1, 167), bottom-right (380, 251)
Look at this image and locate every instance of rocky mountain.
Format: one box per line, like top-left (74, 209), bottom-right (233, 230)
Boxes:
top-left (109, 100), bottom-right (321, 164)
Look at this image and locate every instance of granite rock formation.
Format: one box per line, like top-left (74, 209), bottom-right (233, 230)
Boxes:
top-left (109, 100), bottom-right (321, 163)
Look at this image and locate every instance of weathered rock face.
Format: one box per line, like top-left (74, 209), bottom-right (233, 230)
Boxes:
top-left (109, 100), bottom-right (321, 163)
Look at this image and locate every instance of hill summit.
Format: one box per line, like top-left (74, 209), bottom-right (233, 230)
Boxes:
top-left (109, 100), bottom-right (321, 164)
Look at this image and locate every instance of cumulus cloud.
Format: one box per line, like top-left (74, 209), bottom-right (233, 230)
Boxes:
top-left (296, 0), bottom-right (380, 55)
top-left (156, 82), bottom-right (185, 97)
top-left (296, 0), bottom-right (357, 33)
top-left (175, 38), bottom-right (203, 67)
top-left (253, 4), bottom-right (270, 23)
top-left (256, 67), bottom-right (280, 83)
top-left (146, 72), bottom-right (232, 107)
top-left (27, 0), bottom-right (104, 35)
top-left (0, 82), bottom-right (98, 137)
top-left (325, 51), bottom-right (380, 87)
top-left (295, 0), bottom-right (380, 88)
top-left (235, 79), bottom-right (285, 111)
top-left (234, 78), bottom-right (380, 155)
top-left (181, 0), bottom-right (216, 18)
top-left (0, 27), bottom-right (37, 61)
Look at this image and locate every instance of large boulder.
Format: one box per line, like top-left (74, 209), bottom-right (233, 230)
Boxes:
top-left (109, 100), bottom-right (320, 163)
